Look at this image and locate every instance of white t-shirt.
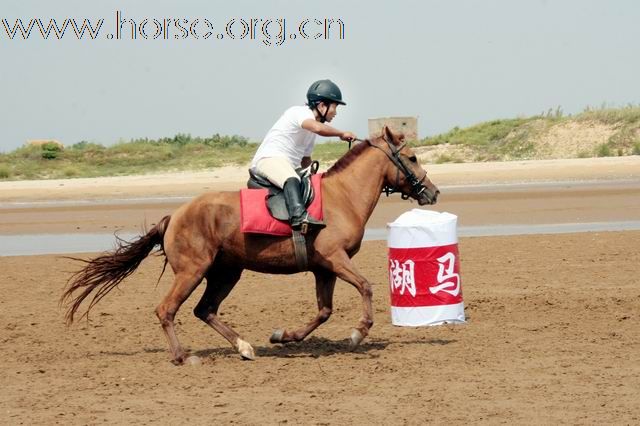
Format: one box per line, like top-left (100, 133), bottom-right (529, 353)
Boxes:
top-left (251, 106), bottom-right (317, 169)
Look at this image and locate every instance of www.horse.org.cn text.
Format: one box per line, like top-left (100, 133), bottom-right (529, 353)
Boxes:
top-left (1, 11), bottom-right (346, 46)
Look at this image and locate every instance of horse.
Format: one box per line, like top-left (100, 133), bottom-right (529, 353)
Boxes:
top-left (61, 126), bottom-right (440, 365)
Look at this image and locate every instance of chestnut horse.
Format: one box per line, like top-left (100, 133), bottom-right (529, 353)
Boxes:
top-left (62, 126), bottom-right (440, 364)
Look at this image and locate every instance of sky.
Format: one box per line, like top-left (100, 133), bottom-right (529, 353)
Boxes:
top-left (1, 0), bottom-right (639, 152)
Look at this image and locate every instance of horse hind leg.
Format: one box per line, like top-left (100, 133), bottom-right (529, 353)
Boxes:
top-left (270, 268), bottom-right (336, 344)
top-left (193, 266), bottom-right (255, 360)
top-left (155, 261), bottom-right (211, 365)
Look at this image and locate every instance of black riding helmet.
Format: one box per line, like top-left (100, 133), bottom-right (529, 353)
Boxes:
top-left (306, 79), bottom-right (346, 123)
top-left (306, 79), bottom-right (346, 108)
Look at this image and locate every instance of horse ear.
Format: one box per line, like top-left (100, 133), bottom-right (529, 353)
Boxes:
top-left (382, 125), bottom-right (394, 143)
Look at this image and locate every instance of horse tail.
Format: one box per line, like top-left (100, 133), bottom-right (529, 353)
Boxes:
top-left (61, 215), bottom-right (171, 325)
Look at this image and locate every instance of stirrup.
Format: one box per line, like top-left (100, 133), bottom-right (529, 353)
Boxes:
top-left (303, 219), bottom-right (325, 236)
top-left (292, 214), bottom-right (325, 235)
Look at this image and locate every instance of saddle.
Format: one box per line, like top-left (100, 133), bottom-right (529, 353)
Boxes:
top-left (243, 162), bottom-right (322, 272)
top-left (246, 163), bottom-right (317, 221)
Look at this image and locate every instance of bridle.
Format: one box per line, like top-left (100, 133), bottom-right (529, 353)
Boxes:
top-left (351, 137), bottom-right (429, 200)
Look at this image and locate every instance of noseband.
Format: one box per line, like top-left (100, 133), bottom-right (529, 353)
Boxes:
top-left (352, 137), bottom-right (428, 199)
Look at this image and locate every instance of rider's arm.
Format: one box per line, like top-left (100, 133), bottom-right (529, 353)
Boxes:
top-left (301, 119), bottom-right (355, 141)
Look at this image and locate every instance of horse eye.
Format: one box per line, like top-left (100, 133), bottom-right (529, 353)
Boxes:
top-left (408, 156), bottom-right (417, 163)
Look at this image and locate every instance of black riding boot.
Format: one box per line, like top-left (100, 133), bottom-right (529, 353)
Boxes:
top-left (283, 177), bottom-right (326, 232)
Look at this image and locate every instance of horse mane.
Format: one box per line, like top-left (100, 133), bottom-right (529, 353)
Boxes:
top-left (325, 140), bottom-right (371, 177)
top-left (324, 128), bottom-right (406, 177)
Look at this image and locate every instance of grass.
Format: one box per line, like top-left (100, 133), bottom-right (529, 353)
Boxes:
top-left (0, 134), bottom-right (257, 181)
top-left (0, 136), bottom-right (356, 181)
top-left (576, 104), bottom-right (640, 125)
top-left (415, 105), bottom-right (640, 161)
top-left (577, 105), bottom-right (640, 155)
top-left (311, 141), bottom-right (353, 162)
top-left (420, 118), bottom-right (534, 147)
top-left (2, 106), bottom-right (640, 181)
top-left (416, 117), bottom-right (545, 161)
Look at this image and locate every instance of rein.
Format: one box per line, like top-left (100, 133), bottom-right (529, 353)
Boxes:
top-left (351, 137), bottom-right (427, 199)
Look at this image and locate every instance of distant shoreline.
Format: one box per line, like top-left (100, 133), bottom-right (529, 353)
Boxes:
top-left (1, 156), bottom-right (639, 203)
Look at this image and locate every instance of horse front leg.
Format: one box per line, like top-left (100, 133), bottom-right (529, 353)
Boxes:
top-left (324, 250), bottom-right (374, 350)
top-left (270, 269), bottom-right (336, 344)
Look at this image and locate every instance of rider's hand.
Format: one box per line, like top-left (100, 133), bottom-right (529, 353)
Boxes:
top-left (340, 132), bottom-right (357, 142)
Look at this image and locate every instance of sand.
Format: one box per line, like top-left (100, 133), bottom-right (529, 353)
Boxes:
top-left (1, 156), bottom-right (639, 424)
top-left (1, 156), bottom-right (639, 203)
top-left (1, 233), bottom-right (639, 424)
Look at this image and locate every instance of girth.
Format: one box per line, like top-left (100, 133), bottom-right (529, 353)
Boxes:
top-left (246, 162), bottom-right (320, 271)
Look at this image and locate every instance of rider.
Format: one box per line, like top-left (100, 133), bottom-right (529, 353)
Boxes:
top-left (250, 79), bottom-right (357, 231)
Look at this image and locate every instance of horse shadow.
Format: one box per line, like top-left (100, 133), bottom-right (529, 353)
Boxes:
top-left (193, 336), bottom-right (386, 359)
top-left (193, 336), bottom-right (457, 360)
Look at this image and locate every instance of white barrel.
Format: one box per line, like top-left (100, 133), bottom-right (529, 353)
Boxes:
top-left (387, 209), bottom-right (466, 326)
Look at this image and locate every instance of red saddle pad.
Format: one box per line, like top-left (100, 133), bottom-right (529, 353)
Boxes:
top-left (240, 173), bottom-right (324, 236)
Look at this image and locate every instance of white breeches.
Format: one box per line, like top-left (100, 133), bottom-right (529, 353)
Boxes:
top-left (253, 157), bottom-right (300, 188)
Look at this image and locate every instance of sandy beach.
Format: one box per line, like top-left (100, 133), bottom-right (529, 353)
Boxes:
top-left (1, 156), bottom-right (639, 203)
top-left (1, 156), bottom-right (640, 424)
top-left (1, 157), bottom-right (639, 236)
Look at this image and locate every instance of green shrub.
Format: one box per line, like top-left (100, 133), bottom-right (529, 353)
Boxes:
top-left (41, 142), bottom-right (63, 160)
top-left (0, 165), bottom-right (10, 178)
top-left (596, 143), bottom-right (612, 157)
top-left (71, 141), bottom-right (104, 150)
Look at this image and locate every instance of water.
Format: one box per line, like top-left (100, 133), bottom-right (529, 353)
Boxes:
top-left (2, 221), bottom-right (640, 257)
top-left (0, 232), bottom-right (138, 257)
top-left (365, 221), bottom-right (640, 240)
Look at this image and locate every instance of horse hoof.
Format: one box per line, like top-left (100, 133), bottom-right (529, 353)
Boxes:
top-left (270, 329), bottom-right (286, 344)
top-left (237, 338), bottom-right (255, 360)
top-left (185, 355), bottom-right (202, 366)
top-left (171, 354), bottom-right (187, 366)
top-left (348, 329), bottom-right (365, 351)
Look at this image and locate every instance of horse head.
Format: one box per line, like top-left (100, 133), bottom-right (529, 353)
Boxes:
top-left (372, 126), bottom-right (440, 205)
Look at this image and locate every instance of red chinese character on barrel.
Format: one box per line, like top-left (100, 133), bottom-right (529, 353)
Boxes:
top-left (387, 210), bottom-right (466, 326)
